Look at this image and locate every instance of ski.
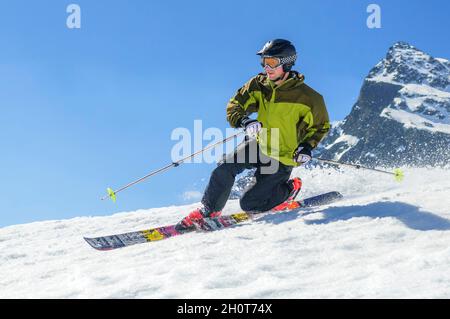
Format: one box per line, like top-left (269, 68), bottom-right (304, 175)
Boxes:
top-left (84, 191), bottom-right (343, 251)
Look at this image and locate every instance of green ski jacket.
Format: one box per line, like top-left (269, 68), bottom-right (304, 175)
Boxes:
top-left (227, 71), bottom-right (330, 166)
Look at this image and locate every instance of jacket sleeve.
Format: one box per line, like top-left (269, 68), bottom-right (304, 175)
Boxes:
top-left (297, 94), bottom-right (330, 149)
top-left (226, 77), bottom-right (260, 128)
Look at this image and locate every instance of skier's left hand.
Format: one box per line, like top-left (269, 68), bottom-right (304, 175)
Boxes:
top-left (293, 143), bottom-right (312, 164)
top-left (240, 117), bottom-right (262, 137)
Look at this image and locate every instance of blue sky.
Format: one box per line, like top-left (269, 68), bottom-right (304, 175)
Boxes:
top-left (1, 0), bottom-right (449, 227)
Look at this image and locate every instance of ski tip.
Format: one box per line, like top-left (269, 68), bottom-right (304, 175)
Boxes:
top-left (330, 191), bottom-right (343, 198)
top-left (84, 237), bottom-right (113, 251)
top-left (83, 237), bottom-right (98, 249)
top-left (106, 187), bottom-right (117, 203)
top-left (393, 168), bottom-right (404, 182)
top-left (301, 191), bottom-right (343, 208)
top-left (322, 191), bottom-right (343, 200)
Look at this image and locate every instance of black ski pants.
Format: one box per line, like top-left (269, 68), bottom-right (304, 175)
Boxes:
top-left (201, 138), bottom-right (293, 213)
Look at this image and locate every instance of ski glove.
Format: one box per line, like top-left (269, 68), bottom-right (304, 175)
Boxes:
top-left (240, 117), bottom-right (262, 137)
top-left (293, 143), bottom-right (312, 165)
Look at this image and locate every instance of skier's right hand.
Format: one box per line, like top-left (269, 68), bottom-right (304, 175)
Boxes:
top-left (240, 117), bottom-right (262, 137)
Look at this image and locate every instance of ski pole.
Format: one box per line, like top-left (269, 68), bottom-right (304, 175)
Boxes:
top-left (315, 157), bottom-right (404, 182)
top-left (102, 131), bottom-right (245, 202)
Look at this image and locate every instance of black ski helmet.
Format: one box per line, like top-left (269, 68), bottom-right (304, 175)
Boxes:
top-left (257, 39), bottom-right (297, 72)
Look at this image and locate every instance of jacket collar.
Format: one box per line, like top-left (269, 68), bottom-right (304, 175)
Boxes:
top-left (263, 71), bottom-right (305, 90)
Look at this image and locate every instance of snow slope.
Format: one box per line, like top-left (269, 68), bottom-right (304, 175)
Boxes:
top-left (1, 167), bottom-right (450, 299)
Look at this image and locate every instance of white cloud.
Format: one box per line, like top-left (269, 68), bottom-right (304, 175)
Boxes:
top-left (182, 191), bottom-right (202, 201)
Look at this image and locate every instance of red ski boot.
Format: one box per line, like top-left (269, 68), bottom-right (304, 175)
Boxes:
top-left (272, 177), bottom-right (302, 212)
top-left (286, 177), bottom-right (302, 202)
top-left (176, 207), bottom-right (221, 231)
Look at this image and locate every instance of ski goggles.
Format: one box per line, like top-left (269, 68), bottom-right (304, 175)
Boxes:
top-left (260, 56), bottom-right (283, 69)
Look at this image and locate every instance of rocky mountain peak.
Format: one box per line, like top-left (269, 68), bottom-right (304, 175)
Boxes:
top-left (368, 41), bottom-right (450, 90)
top-left (316, 42), bottom-right (450, 167)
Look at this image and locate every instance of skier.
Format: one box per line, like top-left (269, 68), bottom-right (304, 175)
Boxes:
top-left (176, 39), bottom-right (330, 230)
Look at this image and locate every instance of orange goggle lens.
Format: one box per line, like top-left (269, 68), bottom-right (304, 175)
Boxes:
top-left (261, 57), bottom-right (282, 69)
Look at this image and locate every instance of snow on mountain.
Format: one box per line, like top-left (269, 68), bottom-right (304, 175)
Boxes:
top-left (318, 42), bottom-right (450, 167)
top-left (324, 134), bottom-right (360, 161)
top-left (381, 108), bottom-right (450, 135)
top-left (2, 166), bottom-right (450, 298)
top-left (379, 83), bottom-right (450, 134)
